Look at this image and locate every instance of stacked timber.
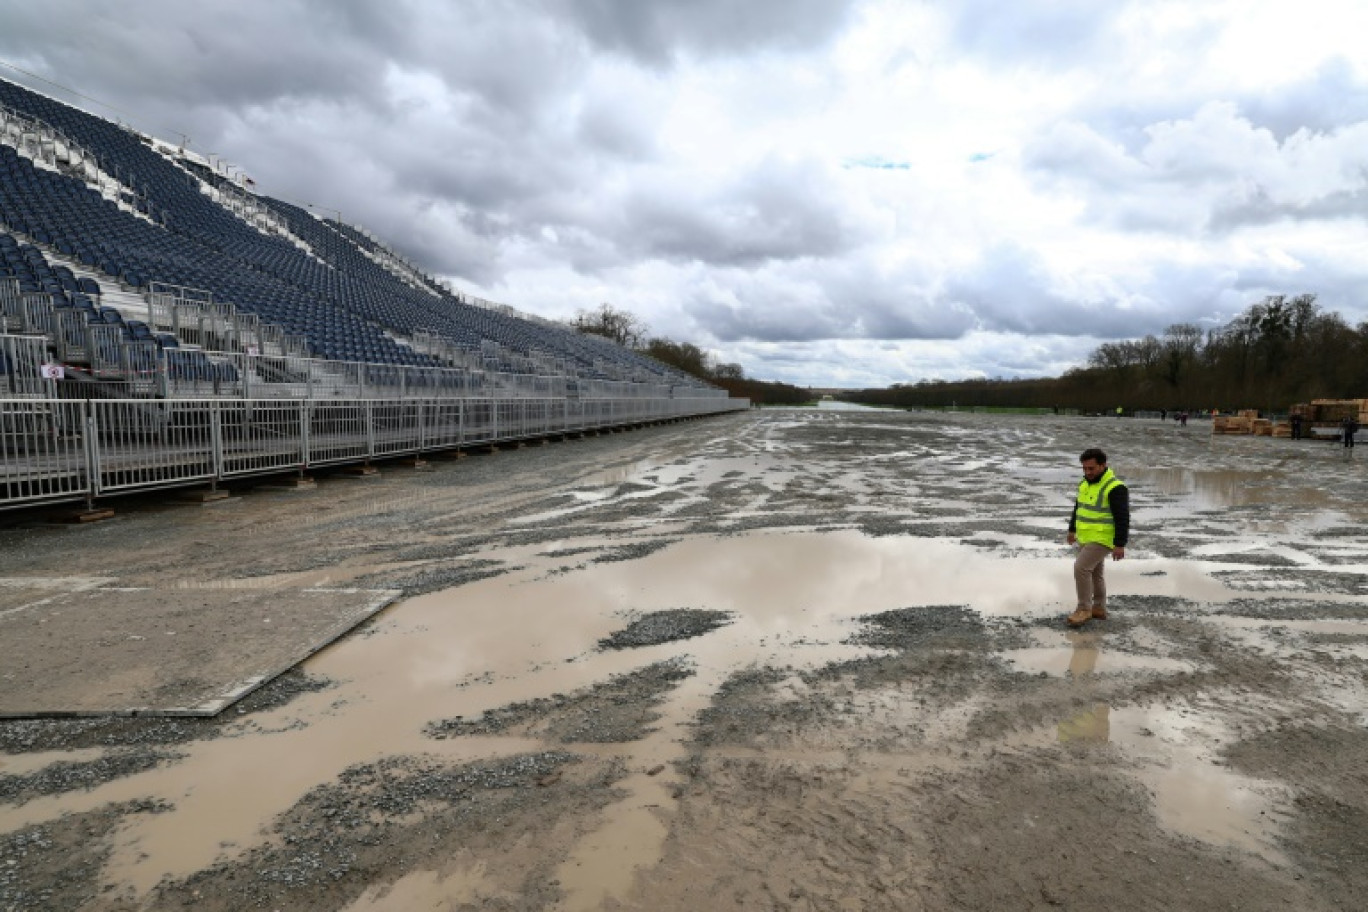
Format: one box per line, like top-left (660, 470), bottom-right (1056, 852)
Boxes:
top-left (1308, 399), bottom-right (1364, 423)
top-left (1272, 422), bottom-right (1292, 437)
top-left (1218, 415), bottom-right (1254, 434)
top-left (1252, 419), bottom-right (1274, 436)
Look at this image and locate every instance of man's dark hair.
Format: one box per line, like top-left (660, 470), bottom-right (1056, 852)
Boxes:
top-left (1080, 448), bottom-right (1107, 465)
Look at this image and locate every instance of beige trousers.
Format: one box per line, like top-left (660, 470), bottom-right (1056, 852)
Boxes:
top-left (1073, 543), bottom-right (1111, 611)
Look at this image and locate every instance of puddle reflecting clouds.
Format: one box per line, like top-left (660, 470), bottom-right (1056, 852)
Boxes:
top-left (1056, 698), bottom-right (1293, 864)
top-left (0, 528), bottom-right (1316, 901)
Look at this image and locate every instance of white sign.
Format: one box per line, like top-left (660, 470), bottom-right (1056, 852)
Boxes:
top-left (246, 345), bottom-right (260, 357)
top-left (40, 363), bottom-right (65, 380)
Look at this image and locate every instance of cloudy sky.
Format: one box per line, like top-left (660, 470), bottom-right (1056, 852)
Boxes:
top-left (2, 1), bottom-right (1367, 387)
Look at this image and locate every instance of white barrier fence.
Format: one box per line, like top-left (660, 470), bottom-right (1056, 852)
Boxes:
top-left (0, 395), bottom-right (747, 510)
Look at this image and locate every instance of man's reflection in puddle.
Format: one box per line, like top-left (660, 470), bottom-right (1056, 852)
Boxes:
top-left (1066, 631), bottom-right (1100, 678)
top-left (1058, 632), bottom-right (1110, 743)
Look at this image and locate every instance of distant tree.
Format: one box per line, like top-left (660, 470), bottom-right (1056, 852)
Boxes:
top-left (571, 303), bottom-right (647, 348)
top-left (568, 303), bottom-right (778, 392)
top-left (642, 337), bottom-right (712, 378)
top-left (1158, 323), bottom-right (1203, 389)
top-left (841, 292), bottom-right (1342, 413)
top-left (711, 361), bottom-right (745, 380)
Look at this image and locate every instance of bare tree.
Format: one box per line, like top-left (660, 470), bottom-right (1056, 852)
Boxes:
top-left (571, 303), bottom-right (648, 348)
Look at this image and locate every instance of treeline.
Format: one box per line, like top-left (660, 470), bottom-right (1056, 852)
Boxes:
top-left (571, 303), bottom-right (811, 405)
top-left (849, 294), bottom-right (1368, 413)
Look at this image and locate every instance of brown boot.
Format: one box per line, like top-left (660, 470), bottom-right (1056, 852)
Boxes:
top-left (1067, 607), bottom-right (1092, 627)
top-left (1091, 605), bottom-right (1108, 620)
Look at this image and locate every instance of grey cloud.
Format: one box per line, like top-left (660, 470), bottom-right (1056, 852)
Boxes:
top-left (685, 294), bottom-right (846, 344)
top-left (1022, 121), bottom-right (1142, 192)
top-left (1239, 57), bottom-right (1368, 139)
top-left (946, 242), bottom-right (1368, 346)
top-left (945, 245), bottom-right (1223, 339)
top-left (677, 257), bottom-right (978, 345)
top-left (1209, 186), bottom-right (1368, 232)
top-left (620, 157), bottom-right (863, 266)
top-left (1053, 55), bottom-right (1368, 162)
top-left (0, 1), bottom-right (404, 118)
top-left (575, 92), bottom-right (660, 160)
top-left (1024, 103), bottom-right (1368, 236)
top-left (554, 0), bottom-right (853, 65)
top-left (819, 269), bottom-right (975, 340)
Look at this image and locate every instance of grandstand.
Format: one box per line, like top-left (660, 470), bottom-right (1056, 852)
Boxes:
top-left (0, 75), bottom-right (745, 512)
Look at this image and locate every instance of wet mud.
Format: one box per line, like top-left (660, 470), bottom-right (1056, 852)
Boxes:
top-left (2, 409), bottom-right (1367, 910)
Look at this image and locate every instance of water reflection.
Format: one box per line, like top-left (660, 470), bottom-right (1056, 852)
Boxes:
top-left (1057, 703), bottom-right (1111, 743)
top-left (1127, 467), bottom-right (1270, 509)
top-left (1065, 631), bottom-right (1100, 679)
top-left (815, 400), bottom-right (887, 411)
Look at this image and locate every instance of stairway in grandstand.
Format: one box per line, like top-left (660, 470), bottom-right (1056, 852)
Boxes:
top-left (0, 74), bottom-right (716, 398)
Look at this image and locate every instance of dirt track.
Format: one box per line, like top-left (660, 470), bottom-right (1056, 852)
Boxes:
top-left (2, 407), bottom-right (1366, 911)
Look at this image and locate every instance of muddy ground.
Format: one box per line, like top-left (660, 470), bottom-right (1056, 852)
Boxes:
top-left (1, 407), bottom-right (1366, 911)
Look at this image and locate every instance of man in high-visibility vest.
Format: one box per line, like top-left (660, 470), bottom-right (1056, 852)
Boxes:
top-left (1065, 448), bottom-right (1129, 627)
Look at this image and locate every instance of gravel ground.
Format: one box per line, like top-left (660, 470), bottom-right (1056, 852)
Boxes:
top-left (597, 609), bottom-right (733, 650)
top-left (426, 660), bottom-right (694, 743)
top-left (2, 409), bottom-right (1367, 910)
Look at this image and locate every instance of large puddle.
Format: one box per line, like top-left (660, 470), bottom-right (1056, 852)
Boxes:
top-left (2, 523), bottom-right (1359, 904)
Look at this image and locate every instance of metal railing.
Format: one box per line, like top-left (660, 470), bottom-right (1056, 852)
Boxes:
top-left (0, 394), bottom-right (748, 510)
top-left (0, 333), bottom-right (54, 398)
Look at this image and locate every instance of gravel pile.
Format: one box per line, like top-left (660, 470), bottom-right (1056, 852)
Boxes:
top-left (590, 539), bottom-right (678, 564)
top-left (0, 750), bottom-right (179, 805)
top-left (0, 799), bottom-right (168, 912)
top-left (427, 659), bottom-right (693, 743)
top-left (847, 605), bottom-right (987, 652)
top-left (154, 752), bottom-right (591, 912)
top-left (598, 609), bottom-right (733, 650)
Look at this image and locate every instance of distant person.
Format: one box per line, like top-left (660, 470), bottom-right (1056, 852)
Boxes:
top-left (1160, 409), bottom-right (1167, 421)
top-left (1290, 413), bottom-right (1303, 440)
top-left (1179, 411), bottom-right (1188, 427)
top-left (1343, 416), bottom-right (1358, 449)
top-left (1065, 448), bottom-right (1129, 628)
top-left (1116, 406), bottom-right (1123, 418)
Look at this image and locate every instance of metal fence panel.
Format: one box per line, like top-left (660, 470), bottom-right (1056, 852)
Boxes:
top-left (306, 402), bottom-right (369, 465)
top-left (565, 398), bottom-right (583, 432)
top-left (218, 400), bottom-right (307, 476)
top-left (1, 333), bottom-right (52, 398)
top-left (493, 399), bottom-right (521, 440)
top-left (0, 278), bottom-right (19, 333)
top-left (0, 399), bottom-right (89, 505)
top-left (91, 400), bottom-right (216, 493)
top-left (372, 400), bottom-right (424, 455)
top-left (525, 398), bottom-right (548, 437)
top-left (422, 399), bottom-right (463, 450)
top-left (464, 399), bottom-right (494, 444)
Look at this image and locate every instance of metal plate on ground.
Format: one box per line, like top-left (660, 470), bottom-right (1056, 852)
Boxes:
top-left (0, 581), bottom-right (399, 717)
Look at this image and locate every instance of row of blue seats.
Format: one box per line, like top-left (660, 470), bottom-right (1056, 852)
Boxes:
top-left (1, 75), bottom-right (713, 390)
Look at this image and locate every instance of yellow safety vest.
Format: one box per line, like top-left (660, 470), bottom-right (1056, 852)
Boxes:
top-left (1076, 468), bottom-right (1124, 548)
